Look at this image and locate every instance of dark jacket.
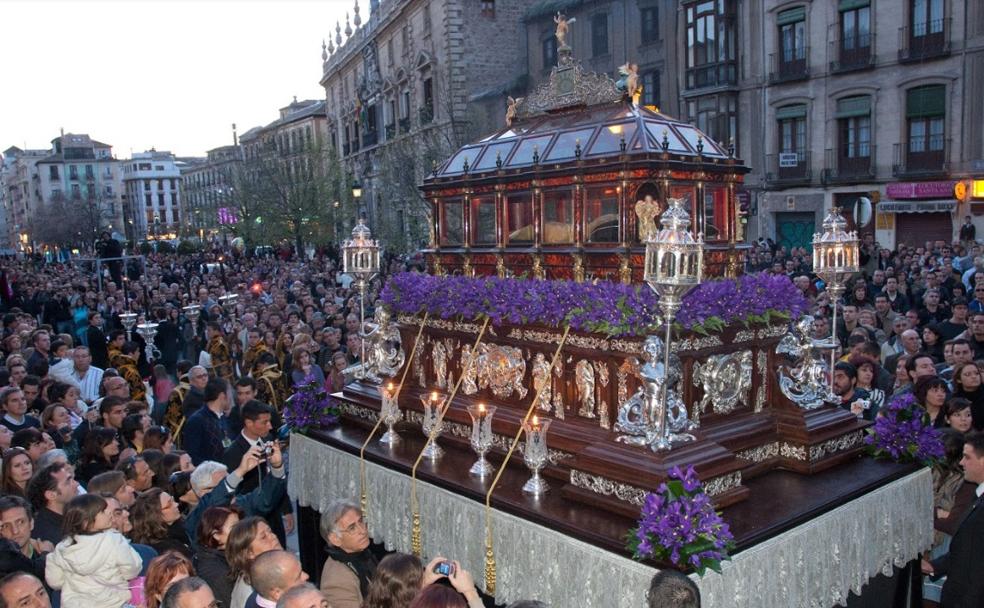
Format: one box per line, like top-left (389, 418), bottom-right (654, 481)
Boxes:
top-left (181, 386), bottom-right (206, 418)
top-left (221, 434), bottom-right (290, 545)
top-left (182, 407), bottom-right (230, 466)
top-left (195, 546), bottom-right (233, 607)
top-left (32, 507), bottom-right (64, 546)
top-left (932, 492), bottom-right (984, 607)
top-left (150, 520), bottom-right (194, 561)
top-left (86, 325), bottom-right (108, 369)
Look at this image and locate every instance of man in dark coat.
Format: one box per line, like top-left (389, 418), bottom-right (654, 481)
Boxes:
top-left (924, 432), bottom-right (984, 606)
top-left (182, 378), bottom-right (231, 465)
top-left (85, 312), bottom-right (109, 370)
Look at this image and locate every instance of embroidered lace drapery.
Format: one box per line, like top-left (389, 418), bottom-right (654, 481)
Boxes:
top-left (289, 433), bottom-right (932, 608)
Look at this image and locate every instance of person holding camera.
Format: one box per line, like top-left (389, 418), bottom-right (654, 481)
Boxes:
top-left (220, 400), bottom-right (292, 546)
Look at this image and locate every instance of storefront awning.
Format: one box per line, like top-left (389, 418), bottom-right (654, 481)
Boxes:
top-left (878, 199), bottom-right (957, 214)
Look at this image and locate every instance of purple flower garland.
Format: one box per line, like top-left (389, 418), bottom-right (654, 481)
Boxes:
top-left (380, 271), bottom-right (807, 338)
top-left (283, 374), bottom-right (340, 431)
top-left (863, 393), bottom-right (945, 466)
top-left (627, 465), bottom-right (735, 576)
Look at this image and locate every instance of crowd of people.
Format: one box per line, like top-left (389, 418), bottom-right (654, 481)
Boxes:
top-left (752, 230), bottom-right (984, 606)
top-left (0, 247), bottom-right (707, 608)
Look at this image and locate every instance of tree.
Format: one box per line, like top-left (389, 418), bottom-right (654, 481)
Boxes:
top-left (227, 139), bottom-right (348, 257)
top-left (29, 191), bottom-right (115, 249)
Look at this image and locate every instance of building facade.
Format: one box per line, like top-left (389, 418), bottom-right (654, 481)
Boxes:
top-left (121, 151), bottom-right (184, 242)
top-left (180, 145), bottom-right (238, 239)
top-left (320, 0), bottom-right (530, 250)
top-left (0, 146), bottom-right (49, 252)
top-left (731, 0), bottom-right (984, 249)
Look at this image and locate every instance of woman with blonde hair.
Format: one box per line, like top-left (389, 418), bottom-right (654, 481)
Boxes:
top-left (143, 550), bottom-right (196, 608)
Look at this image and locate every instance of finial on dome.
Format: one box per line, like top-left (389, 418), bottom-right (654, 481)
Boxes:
top-left (322, 39), bottom-right (328, 61)
top-left (353, 0), bottom-right (361, 27)
top-left (344, 12), bottom-right (352, 37)
top-left (335, 21), bottom-right (342, 45)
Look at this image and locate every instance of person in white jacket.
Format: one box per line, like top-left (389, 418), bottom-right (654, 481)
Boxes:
top-left (45, 493), bottom-right (142, 608)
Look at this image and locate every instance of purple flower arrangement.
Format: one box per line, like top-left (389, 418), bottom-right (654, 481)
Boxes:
top-left (627, 465), bottom-right (735, 576)
top-left (283, 375), bottom-right (340, 431)
top-left (863, 393), bottom-right (945, 466)
top-left (380, 271), bottom-right (806, 338)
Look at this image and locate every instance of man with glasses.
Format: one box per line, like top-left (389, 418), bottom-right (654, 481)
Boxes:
top-left (182, 366), bottom-right (209, 418)
top-left (971, 283), bottom-right (984, 313)
top-left (117, 454), bottom-right (155, 492)
top-left (319, 498), bottom-right (386, 608)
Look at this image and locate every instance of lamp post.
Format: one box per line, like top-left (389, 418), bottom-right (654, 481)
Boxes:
top-left (812, 207), bottom-right (860, 399)
top-left (342, 217), bottom-right (380, 380)
top-left (352, 179), bottom-right (364, 227)
top-left (643, 197), bottom-right (703, 451)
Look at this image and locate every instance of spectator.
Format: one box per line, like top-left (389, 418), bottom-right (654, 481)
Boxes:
top-left (290, 346), bottom-right (325, 387)
top-left (118, 454), bottom-right (156, 492)
top-left (1, 447), bottom-right (33, 497)
top-left (130, 488), bottom-right (193, 560)
top-left (76, 427), bottom-right (120, 485)
top-left (25, 462), bottom-right (78, 545)
top-left (182, 378), bottom-right (232, 466)
top-left (87, 470), bottom-right (137, 508)
top-left (363, 552), bottom-right (450, 608)
top-left (951, 362), bottom-right (984, 430)
top-left (246, 550), bottom-right (309, 607)
top-left (44, 493), bottom-right (142, 608)
top-left (145, 551), bottom-right (196, 608)
top-left (160, 576), bottom-right (215, 608)
top-left (145, 425), bottom-right (175, 452)
top-left (194, 505), bottom-right (242, 607)
top-left (0, 572), bottom-right (51, 608)
top-left (11, 428), bottom-right (53, 463)
top-left (646, 570), bottom-right (700, 608)
top-left (0, 387), bottom-right (40, 433)
top-left (319, 499), bottom-right (388, 608)
top-left (408, 564), bottom-right (484, 608)
top-left (227, 516), bottom-right (283, 608)
top-left (0, 495), bottom-right (51, 580)
top-left (275, 583), bottom-right (330, 608)
top-left (914, 375), bottom-right (949, 428)
top-left (945, 398), bottom-right (975, 435)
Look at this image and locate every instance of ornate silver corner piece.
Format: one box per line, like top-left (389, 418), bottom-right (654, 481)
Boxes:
top-left (691, 350), bottom-right (753, 423)
top-left (776, 315), bottom-right (837, 409)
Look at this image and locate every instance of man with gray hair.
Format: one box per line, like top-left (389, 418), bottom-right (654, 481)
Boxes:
top-left (246, 550), bottom-right (309, 607)
top-left (318, 498), bottom-right (385, 608)
top-left (161, 576), bottom-right (215, 608)
top-left (181, 365), bottom-right (209, 418)
top-left (183, 442), bottom-right (286, 549)
top-left (276, 583), bottom-right (328, 608)
top-left (646, 570), bottom-right (700, 608)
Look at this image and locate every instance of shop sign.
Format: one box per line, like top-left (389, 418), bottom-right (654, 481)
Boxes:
top-left (885, 181), bottom-right (957, 199)
top-left (878, 200), bottom-right (956, 213)
top-left (973, 180), bottom-right (984, 199)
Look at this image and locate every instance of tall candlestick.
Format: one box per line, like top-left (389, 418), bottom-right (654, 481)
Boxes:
top-left (467, 403), bottom-right (497, 477)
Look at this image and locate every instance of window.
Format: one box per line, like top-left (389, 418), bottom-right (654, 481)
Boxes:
top-left (542, 37), bottom-right (557, 70)
top-left (441, 199), bottom-right (463, 245)
top-left (401, 90), bottom-right (411, 121)
top-left (640, 5), bottom-right (659, 44)
top-left (641, 70), bottom-right (660, 107)
top-left (471, 197), bottom-right (496, 245)
top-left (85, 165), bottom-right (94, 179)
top-left (542, 190), bottom-right (573, 244)
top-left (69, 165), bottom-right (79, 180)
top-left (401, 26), bottom-right (409, 54)
top-left (837, 1), bottom-right (871, 69)
top-left (906, 85), bottom-right (945, 152)
top-left (687, 93), bottom-right (738, 151)
top-left (48, 166), bottom-right (59, 180)
top-left (387, 39), bottom-right (394, 65)
top-left (421, 78), bottom-right (434, 124)
top-left (777, 7), bottom-right (806, 64)
top-left (71, 184), bottom-right (81, 198)
top-left (685, 0), bottom-right (737, 89)
top-left (836, 96), bottom-right (871, 158)
top-left (144, 181), bottom-right (151, 191)
top-left (505, 194), bottom-right (533, 244)
top-left (777, 105), bottom-right (807, 156)
top-left (592, 13), bottom-right (609, 57)
top-left (912, 0), bottom-right (943, 36)
top-left (585, 186), bottom-right (619, 243)
top-left (481, 0), bottom-right (494, 17)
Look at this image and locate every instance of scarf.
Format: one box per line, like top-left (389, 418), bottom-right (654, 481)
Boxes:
top-left (324, 544), bottom-right (379, 598)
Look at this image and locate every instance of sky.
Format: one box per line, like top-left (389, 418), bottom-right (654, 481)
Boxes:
top-left (0, 0), bottom-right (365, 158)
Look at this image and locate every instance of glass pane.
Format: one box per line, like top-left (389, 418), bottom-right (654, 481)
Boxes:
top-left (473, 141), bottom-right (516, 171)
top-left (442, 147), bottom-right (481, 175)
top-left (644, 122), bottom-right (688, 152)
top-left (507, 135), bottom-right (554, 167)
top-left (858, 7), bottom-right (870, 36)
top-left (545, 128), bottom-right (596, 161)
top-left (588, 122), bottom-right (637, 156)
top-left (930, 0), bottom-right (943, 29)
top-left (471, 197), bottom-right (496, 245)
top-left (506, 194), bottom-right (533, 244)
top-left (442, 200), bottom-right (463, 245)
top-left (584, 186), bottom-right (619, 243)
top-left (703, 186), bottom-right (726, 240)
top-left (913, 0), bottom-right (927, 32)
top-left (670, 185), bottom-right (695, 225)
top-left (542, 190), bottom-right (574, 244)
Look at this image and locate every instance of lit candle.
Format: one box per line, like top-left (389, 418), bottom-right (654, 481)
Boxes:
top-left (478, 403), bottom-right (487, 419)
top-left (531, 415), bottom-right (540, 431)
top-left (430, 391), bottom-right (439, 403)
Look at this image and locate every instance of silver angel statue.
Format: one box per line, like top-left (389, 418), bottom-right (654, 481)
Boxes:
top-left (361, 307), bottom-right (406, 383)
top-left (615, 335), bottom-right (694, 450)
top-left (776, 315), bottom-right (837, 409)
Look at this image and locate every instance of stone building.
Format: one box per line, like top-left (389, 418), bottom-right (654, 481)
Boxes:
top-left (0, 146), bottom-right (49, 252)
top-left (320, 0), bottom-right (529, 250)
top-left (121, 150), bottom-right (184, 242)
top-left (181, 145), bottom-right (239, 239)
top-left (734, 0), bottom-right (984, 249)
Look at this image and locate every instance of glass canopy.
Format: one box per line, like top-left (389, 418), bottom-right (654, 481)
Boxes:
top-left (434, 103), bottom-right (728, 177)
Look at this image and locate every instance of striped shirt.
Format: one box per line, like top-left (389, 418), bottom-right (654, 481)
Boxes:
top-left (72, 366), bottom-right (104, 404)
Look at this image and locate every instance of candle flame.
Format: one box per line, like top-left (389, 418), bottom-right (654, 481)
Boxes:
top-left (478, 403), bottom-right (486, 414)
top-left (431, 391), bottom-right (438, 402)
top-left (532, 415), bottom-right (539, 426)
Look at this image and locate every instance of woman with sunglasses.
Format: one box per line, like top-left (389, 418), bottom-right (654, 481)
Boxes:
top-left (1, 447), bottom-right (33, 497)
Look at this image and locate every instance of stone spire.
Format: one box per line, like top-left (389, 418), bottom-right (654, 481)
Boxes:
top-left (344, 12), bottom-right (352, 37)
top-left (369, 0), bottom-right (379, 13)
top-left (322, 39), bottom-right (328, 62)
top-left (327, 36), bottom-right (335, 55)
top-left (353, 0), bottom-right (361, 28)
top-left (335, 21), bottom-right (342, 46)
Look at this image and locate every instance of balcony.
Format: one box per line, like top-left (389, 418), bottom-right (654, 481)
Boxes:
top-left (829, 34), bottom-right (875, 73)
top-left (898, 19), bottom-right (951, 62)
top-left (823, 146), bottom-right (876, 183)
top-left (768, 47), bottom-right (810, 84)
top-left (893, 138), bottom-right (950, 177)
top-left (685, 61), bottom-right (737, 91)
top-left (765, 151), bottom-right (812, 185)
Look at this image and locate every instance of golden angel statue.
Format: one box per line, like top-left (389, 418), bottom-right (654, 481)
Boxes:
top-left (554, 12), bottom-right (575, 48)
top-left (635, 195), bottom-right (660, 241)
top-left (505, 96), bottom-right (523, 127)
